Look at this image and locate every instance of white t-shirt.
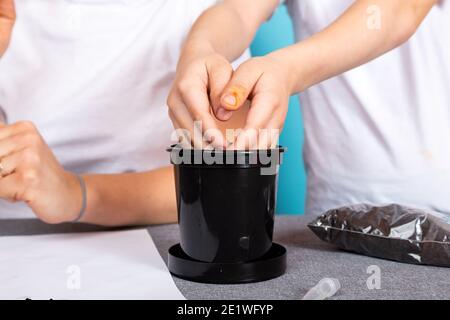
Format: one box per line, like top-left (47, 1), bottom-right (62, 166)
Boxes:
top-left (0, 0), bottom-right (247, 218)
top-left (285, 0), bottom-right (450, 215)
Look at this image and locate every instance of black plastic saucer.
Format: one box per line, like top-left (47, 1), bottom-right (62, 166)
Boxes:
top-left (168, 243), bottom-right (287, 284)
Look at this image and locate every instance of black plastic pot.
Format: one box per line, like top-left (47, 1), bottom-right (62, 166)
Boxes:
top-left (168, 145), bottom-right (285, 263)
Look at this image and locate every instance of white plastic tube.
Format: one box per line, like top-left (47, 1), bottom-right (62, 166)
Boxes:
top-left (302, 278), bottom-right (341, 300)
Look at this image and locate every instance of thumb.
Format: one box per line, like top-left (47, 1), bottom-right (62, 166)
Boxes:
top-left (220, 64), bottom-right (262, 112)
top-left (0, 0), bottom-right (16, 57)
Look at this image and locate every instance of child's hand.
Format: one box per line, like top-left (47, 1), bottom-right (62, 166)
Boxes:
top-left (220, 55), bottom-right (294, 149)
top-left (0, 0), bottom-right (15, 57)
top-left (0, 121), bottom-right (83, 224)
top-left (167, 52), bottom-right (235, 149)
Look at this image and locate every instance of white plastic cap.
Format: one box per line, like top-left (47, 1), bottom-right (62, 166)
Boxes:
top-left (317, 278), bottom-right (341, 298)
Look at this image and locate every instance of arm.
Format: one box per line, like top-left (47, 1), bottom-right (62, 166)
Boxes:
top-left (0, 121), bottom-right (177, 226)
top-left (0, 0), bottom-right (15, 57)
top-left (271, 0), bottom-right (438, 93)
top-left (0, 0), bottom-right (176, 226)
top-left (216, 0), bottom-right (438, 148)
top-left (180, 0), bottom-right (278, 63)
top-left (81, 167), bottom-right (177, 227)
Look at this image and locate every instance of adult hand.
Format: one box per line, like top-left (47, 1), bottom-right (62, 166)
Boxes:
top-left (167, 52), bottom-right (236, 149)
top-left (0, 0), bottom-right (15, 57)
top-left (0, 121), bottom-right (83, 224)
top-left (219, 55), bottom-right (293, 149)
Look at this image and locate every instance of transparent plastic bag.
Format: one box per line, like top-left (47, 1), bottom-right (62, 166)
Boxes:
top-left (308, 204), bottom-right (450, 267)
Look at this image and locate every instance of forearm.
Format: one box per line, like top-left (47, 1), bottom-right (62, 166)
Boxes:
top-left (179, 0), bottom-right (278, 65)
top-left (80, 166), bottom-right (177, 227)
top-left (270, 0), bottom-right (437, 94)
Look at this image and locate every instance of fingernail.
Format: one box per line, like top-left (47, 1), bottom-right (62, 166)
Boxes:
top-left (216, 108), bottom-right (233, 120)
top-left (222, 94), bottom-right (237, 107)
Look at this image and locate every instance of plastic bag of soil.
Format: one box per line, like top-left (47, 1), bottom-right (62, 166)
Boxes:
top-left (308, 204), bottom-right (450, 267)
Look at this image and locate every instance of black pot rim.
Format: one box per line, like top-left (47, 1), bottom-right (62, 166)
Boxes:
top-left (166, 144), bottom-right (286, 154)
top-left (167, 144), bottom-right (286, 168)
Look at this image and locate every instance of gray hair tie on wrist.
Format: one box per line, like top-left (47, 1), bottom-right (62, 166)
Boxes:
top-left (73, 175), bottom-right (87, 223)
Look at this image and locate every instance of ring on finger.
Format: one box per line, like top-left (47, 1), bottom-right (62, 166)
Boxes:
top-left (0, 159), bottom-right (10, 177)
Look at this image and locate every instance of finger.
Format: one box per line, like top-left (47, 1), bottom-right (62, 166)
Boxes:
top-left (169, 95), bottom-right (222, 150)
top-left (256, 120), bottom-right (282, 150)
top-left (0, 146), bottom-right (42, 178)
top-left (0, 133), bottom-right (29, 158)
top-left (220, 62), bottom-right (263, 112)
top-left (253, 94), bottom-right (286, 150)
top-left (168, 102), bottom-right (204, 150)
top-left (170, 107), bottom-right (221, 151)
top-left (177, 84), bottom-right (226, 149)
top-left (169, 110), bottom-right (192, 149)
top-left (0, 148), bottom-right (20, 176)
top-left (0, 173), bottom-right (23, 203)
top-left (231, 125), bottom-right (279, 151)
top-left (0, 121), bottom-right (35, 141)
top-left (246, 93), bottom-right (280, 128)
top-left (230, 127), bottom-right (259, 150)
top-left (229, 92), bottom-right (280, 150)
top-left (206, 58), bottom-right (234, 121)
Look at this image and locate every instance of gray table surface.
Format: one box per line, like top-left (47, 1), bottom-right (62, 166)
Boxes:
top-left (1, 215), bottom-right (449, 300)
